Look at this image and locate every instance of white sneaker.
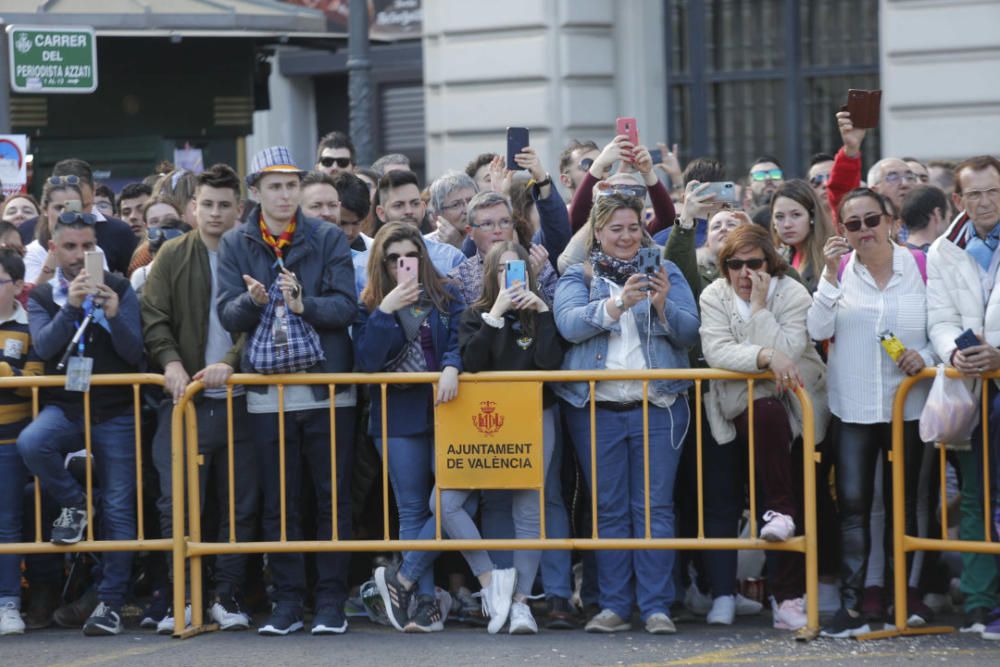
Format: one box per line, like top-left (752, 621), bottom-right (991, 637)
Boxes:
top-left (156, 604), bottom-right (192, 635)
top-left (209, 598), bottom-right (250, 631)
top-left (508, 601), bottom-right (538, 634)
top-left (0, 602), bottom-right (25, 635)
top-left (684, 583), bottom-right (712, 615)
top-left (760, 511), bottom-right (795, 542)
top-left (707, 595), bottom-right (735, 625)
top-left (481, 568), bottom-right (517, 635)
top-left (771, 596), bottom-right (806, 631)
top-left (734, 593), bottom-right (763, 616)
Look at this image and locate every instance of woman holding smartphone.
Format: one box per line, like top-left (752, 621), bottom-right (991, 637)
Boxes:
top-left (807, 188), bottom-right (935, 638)
top-left (375, 241), bottom-right (564, 635)
top-left (553, 193), bottom-right (699, 635)
top-left (354, 223), bottom-right (465, 633)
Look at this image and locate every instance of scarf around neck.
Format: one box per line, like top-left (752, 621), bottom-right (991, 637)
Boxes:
top-left (590, 248), bottom-right (640, 286)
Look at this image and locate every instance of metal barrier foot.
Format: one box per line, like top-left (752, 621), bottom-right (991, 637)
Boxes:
top-left (900, 625), bottom-right (954, 637)
top-left (175, 623), bottom-right (220, 639)
top-left (795, 625), bottom-right (820, 642)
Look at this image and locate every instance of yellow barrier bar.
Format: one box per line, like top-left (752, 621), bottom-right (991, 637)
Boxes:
top-left (589, 381), bottom-right (597, 539)
top-left (329, 384), bottom-right (338, 541)
top-left (278, 384), bottom-right (287, 543)
top-left (171, 386), bottom-right (187, 638)
top-left (538, 382), bottom-right (546, 540)
top-left (185, 401), bottom-right (204, 629)
top-left (0, 539), bottom-right (173, 554)
top-left (83, 391), bottom-right (94, 543)
top-left (746, 380), bottom-right (757, 540)
top-left (983, 380), bottom-right (992, 543)
top-left (133, 384), bottom-right (144, 541)
top-left (380, 383), bottom-right (389, 540)
top-left (696, 379), bottom-right (704, 539)
top-left (31, 386), bottom-right (41, 543)
top-left (643, 381), bottom-right (651, 540)
top-left (227, 386), bottom-right (236, 543)
top-left (939, 445), bottom-right (948, 540)
top-left (794, 384), bottom-right (820, 640)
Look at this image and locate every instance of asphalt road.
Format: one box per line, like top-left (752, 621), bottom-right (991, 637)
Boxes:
top-left (3, 613), bottom-right (1000, 667)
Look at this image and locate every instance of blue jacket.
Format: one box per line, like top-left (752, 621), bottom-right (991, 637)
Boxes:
top-left (216, 206), bottom-right (358, 399)
top-left (552, 260), bottom-right (700, 408)
top-left (353, 284), bottom-right (465, 437)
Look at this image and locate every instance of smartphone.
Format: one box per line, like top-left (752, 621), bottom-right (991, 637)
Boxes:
top-left (397, 256), bottom-right (419, 285)
top-left (845, 89), bottom-right (882, 129)
top-left (649, 148), bottom-right (663, 164)
top-left (84, 250), bottom-right (104, 287)
top-left (504, 259), bottom-right (527, 290)
top-left (637, 247), bottom-right (660, 291)
top-left (506, 127), bottom-right (530, 171)
top-left (702, 181), bottom-right (738, 205)
top-left (616, 117), bottom-right (638, 146)
top-left (955, 328), bottom-right (980, 351)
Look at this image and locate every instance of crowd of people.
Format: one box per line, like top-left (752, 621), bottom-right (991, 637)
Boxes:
top-left (0, 110), bottom-right (999, 643)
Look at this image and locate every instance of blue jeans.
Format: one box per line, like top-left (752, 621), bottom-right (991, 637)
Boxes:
top-left (250, 407), bottom-right (355, 608)
top-left (540, 404), bottom-right (573, 600)
top-left (0, 436), bottom-right (29, 606)
top-left (376, 435), bottom-right (436, 598)
top-left (564, 400), bottom-right (689, 621)
top-left (16, 407), bottom-right (136, 607)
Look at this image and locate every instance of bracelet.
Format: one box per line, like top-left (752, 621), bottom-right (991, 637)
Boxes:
top-left (531, 173), bottom-right (551, 188)
top-left (481, 312), bottom-right (505, 329)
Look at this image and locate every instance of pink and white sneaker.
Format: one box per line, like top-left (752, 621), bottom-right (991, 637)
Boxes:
top-left (771, 596), bottom-right (806, 631)
top-left (760, 510), bottom-right (795, 542)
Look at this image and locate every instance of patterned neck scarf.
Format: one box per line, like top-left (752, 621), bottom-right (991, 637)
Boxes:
top-left (589, 247), bottom-right (640, 286)
top-left (259, 214), bottom-right (296, 267)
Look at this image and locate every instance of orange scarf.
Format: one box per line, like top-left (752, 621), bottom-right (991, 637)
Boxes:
top-left (259, 214), bottom-right (296, 266)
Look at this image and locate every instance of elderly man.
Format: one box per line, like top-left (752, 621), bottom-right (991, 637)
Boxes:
top-left (425, 170), bottom-right (478, 250)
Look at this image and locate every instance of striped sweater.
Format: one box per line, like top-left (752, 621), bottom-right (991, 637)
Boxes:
top-left (0, 301), bottom-right (43, 443)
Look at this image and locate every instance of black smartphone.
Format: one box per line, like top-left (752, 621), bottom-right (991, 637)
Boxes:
top-left (955, 328), bottom-right (980, 351)
top-left (637, 247), bottom-right (660, 291)
top-left (506, 127), bottom-right (530, 170)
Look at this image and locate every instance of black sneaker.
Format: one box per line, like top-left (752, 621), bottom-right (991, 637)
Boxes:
top-left (51, 504), bottom-right (87, 545)
top-left (404, 596), bottom-right (444, 633)
top-left (821, 608), bottom-right (870, 638)
top-left (139, 588), bottom-right (169, 629)
top-left (258, 603), bottom-right (304, 636)
top-left (312, 603), bottom-right (348, 635)
top-left (82, 602), bottom-right (122, 636)
top-left (374, 565), bottom-right (412, 632)
top-left (545, 596), bottom-right (578, 630)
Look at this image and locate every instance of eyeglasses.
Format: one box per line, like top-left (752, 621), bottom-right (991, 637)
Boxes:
top-left (595, 184), bottom-right (647, 200)
top-left (963, 188), bottom-right (1000, 204)
top-left (56, 212), bottom-right (97, 226)
top-left (320, 157), bottom-right (352, 169)
top-left (809, 174), bottom-right (830, 187)
top-left (724, 258), bottom-right (766, 271)
top-left (750, 169), bottom-right (783, 182)
top-left (385, 251), bottom-right (420, 264)
top-left (883, 171), bottom-right (917, 185)
top-left (440, 197), bottom-right (472, 213)
top-left (47, 175), bottom-right (81, 186)
top-left (842, 212), bottom-right (883, 232)
top-left (147, 227), bottom-right (187, 244)
top-left (470, 218), bottom-right (514, 231)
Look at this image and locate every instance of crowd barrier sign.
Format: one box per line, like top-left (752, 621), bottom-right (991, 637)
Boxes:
top-left (172, 370), bottom-right (821, 640)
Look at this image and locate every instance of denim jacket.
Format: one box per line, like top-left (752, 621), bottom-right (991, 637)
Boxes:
top-left (552, 260), bottom-right (700, 408)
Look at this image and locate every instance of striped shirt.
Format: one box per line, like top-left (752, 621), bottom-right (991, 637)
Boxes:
top-left (807, 244), bottom-right (936, 423)
top-left (0, 301), bottom-right (44, 442)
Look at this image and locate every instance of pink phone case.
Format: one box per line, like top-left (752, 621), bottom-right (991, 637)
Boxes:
top-left (398, 257), bottom-right (419, 284)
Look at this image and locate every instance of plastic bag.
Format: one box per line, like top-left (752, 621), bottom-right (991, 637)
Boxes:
top-left (919, 364), bottom-right (978, 444)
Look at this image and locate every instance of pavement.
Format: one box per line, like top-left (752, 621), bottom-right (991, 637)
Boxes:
top-left (3, 612), bottom-right (1000, 667)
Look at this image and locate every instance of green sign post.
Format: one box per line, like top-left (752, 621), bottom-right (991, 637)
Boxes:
top-left (7, 25), bottom-right (97, 94)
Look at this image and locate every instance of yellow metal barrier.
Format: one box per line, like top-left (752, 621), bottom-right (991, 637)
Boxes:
top-left (872, 367), bottom-right (1000, 640)
top-left (174, 369), bottom-right (821, 640)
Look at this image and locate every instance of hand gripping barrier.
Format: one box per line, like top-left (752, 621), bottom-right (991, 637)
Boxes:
top-left (171, 369), bottom-right (821, 640)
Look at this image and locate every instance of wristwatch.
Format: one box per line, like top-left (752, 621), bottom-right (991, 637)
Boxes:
top-left (613, 295), bottom-right (626, 311)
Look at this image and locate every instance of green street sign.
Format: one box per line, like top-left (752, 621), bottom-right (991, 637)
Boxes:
top-left (7, 25), bottom-right (97, 94)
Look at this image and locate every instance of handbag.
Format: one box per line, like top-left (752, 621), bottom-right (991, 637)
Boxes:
top-left (246, 280), bottom-right (325, 374)
top-left (919, 364), bottom-right (977, 445)
top-left (383, 301), bottom-right (432, 387)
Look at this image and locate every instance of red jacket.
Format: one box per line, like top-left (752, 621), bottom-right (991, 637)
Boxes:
top-left (826, 146), bottom-right (862, 225)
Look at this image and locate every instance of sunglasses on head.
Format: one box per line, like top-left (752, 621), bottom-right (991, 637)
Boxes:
top-left (724, 258), bottom-right (766, 271)
top-left (320, 157), bottom-right (352, 169)
top-left (56, 211), bottom-right (97, 226)
top-left (578, 158), bottom-right (594, 172)
top-left (842, 212), bottom-right (883, 232)
top-left (385, 251), bottom-right (420, 264)
top-left (595, 183), bottom-right (647, 200)
top-left (750, 169), bottom-right (783, 182)
top-left (47, 175), bottom-right (81, 186)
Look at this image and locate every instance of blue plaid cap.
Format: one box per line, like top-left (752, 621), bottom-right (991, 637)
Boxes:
top-left (247, 145), bottom-right (305, 186)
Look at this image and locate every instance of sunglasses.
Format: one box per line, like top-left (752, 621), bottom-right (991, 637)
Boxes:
top-left (578, 158), bottom-right (594, 172)
top-left (385, 251), bottom-right (420, 264)
top-left (56, 212), bottom-right (97, 226)
top-left (750, 169), bottom-right (783, 182)
top-left (320, 157), bottom-right (352, 169)
top-left (809, 174), bottom-right (830, 187)
top-left (842, 212), bottom-right (883, 232)
top-left (595, 184), bottom-right (647, 200)
top-left (724, 258), bottom-right (766, 271)
top-left (147, 227), bottom-right (187, 243)
top-left (47, 175), bottom-right (81, 186)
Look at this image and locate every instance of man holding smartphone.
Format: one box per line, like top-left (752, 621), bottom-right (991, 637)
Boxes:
top-left (16, 212), bottom-right (144, 636)
top-left (216, 146), bottom-right (358, 637)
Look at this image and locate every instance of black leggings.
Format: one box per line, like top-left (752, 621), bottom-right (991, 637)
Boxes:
top-left (835, 419), bottom-right (922, 611)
